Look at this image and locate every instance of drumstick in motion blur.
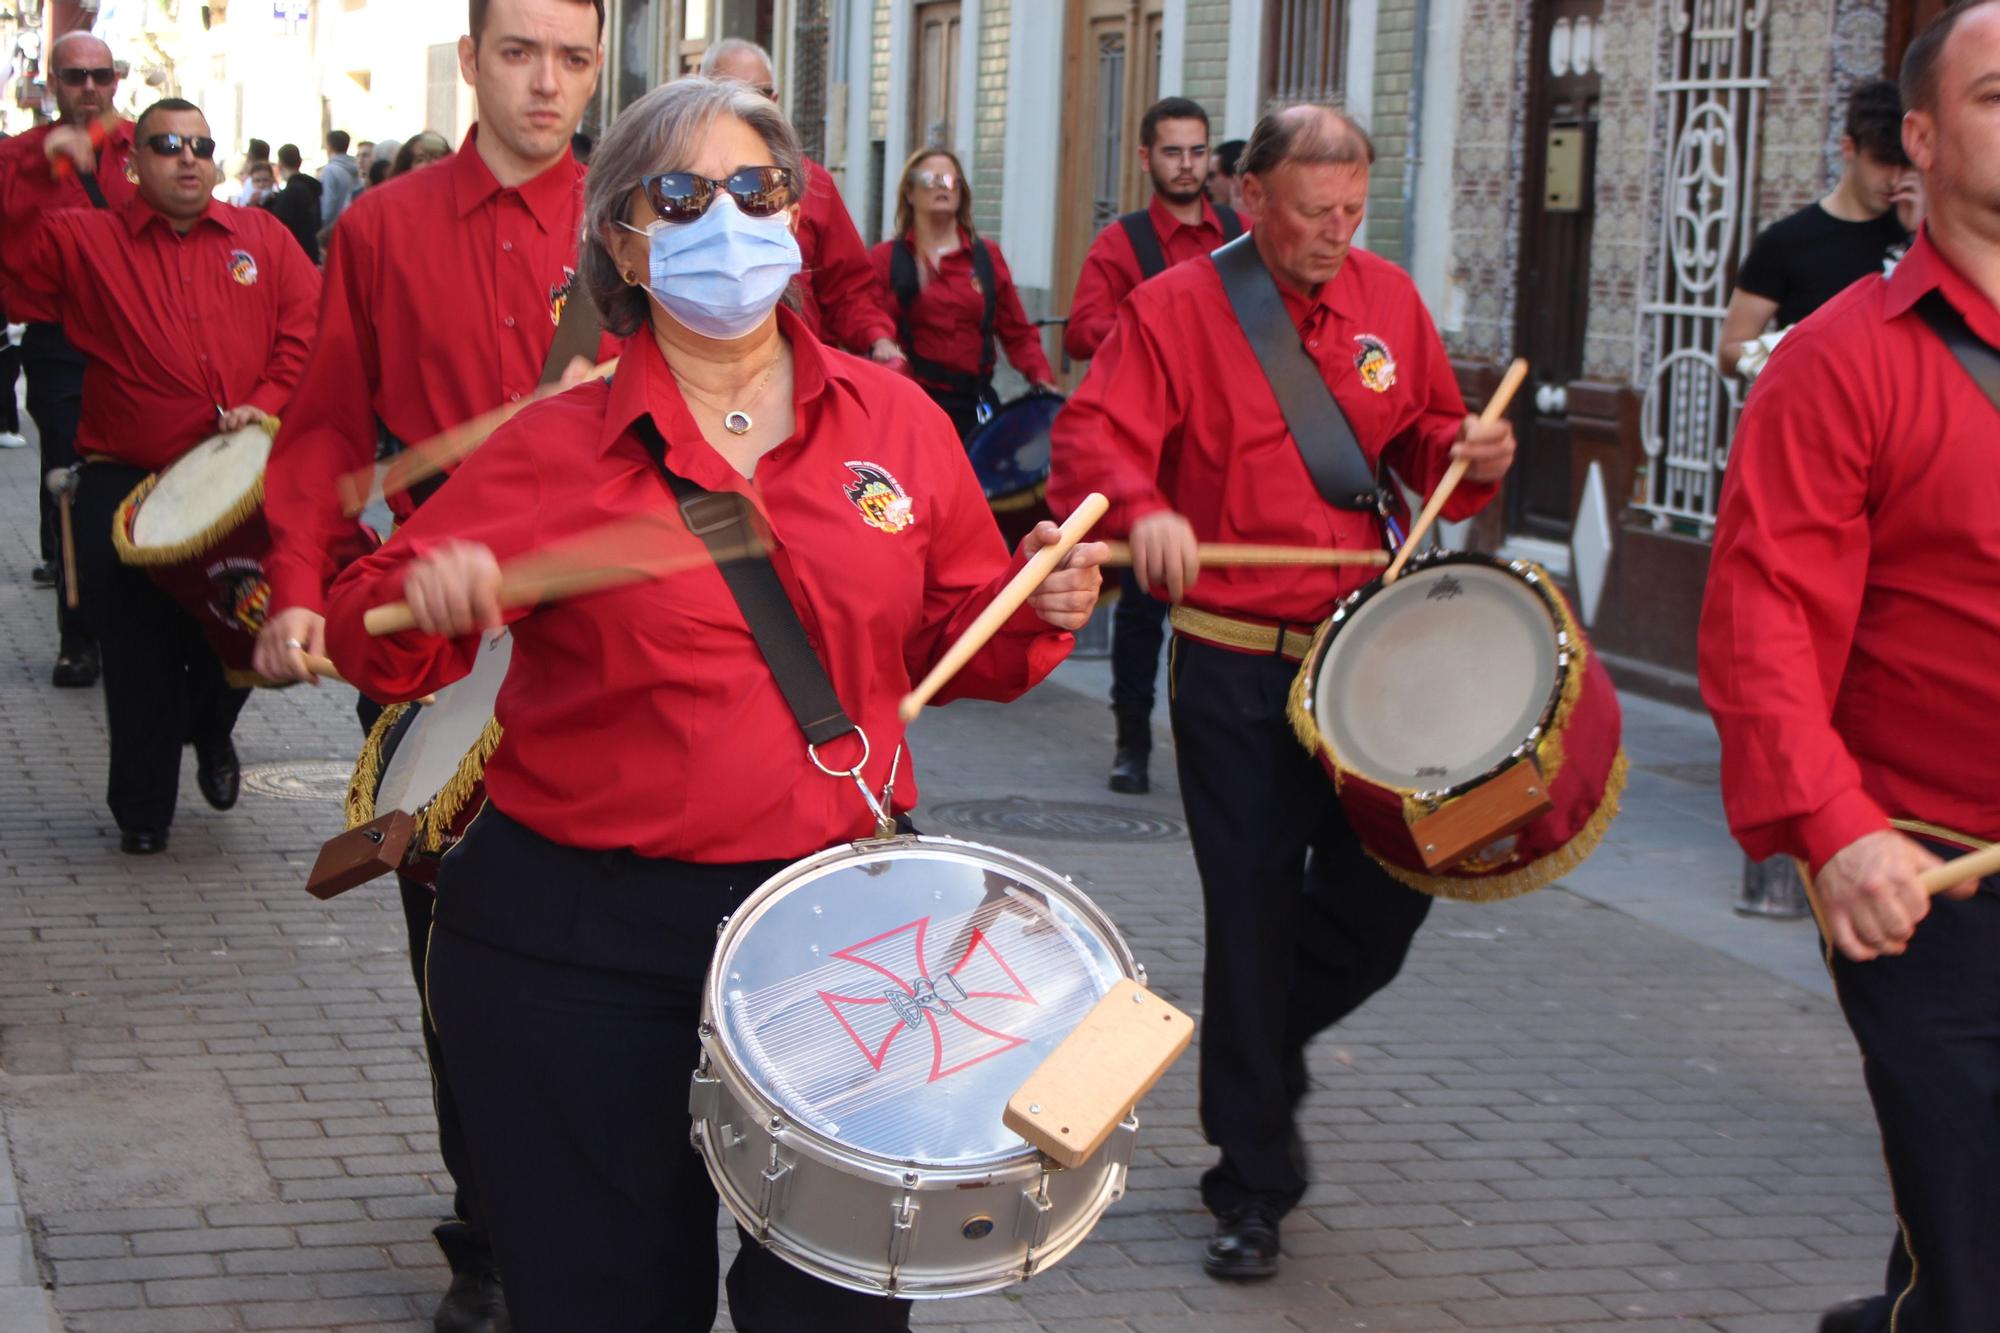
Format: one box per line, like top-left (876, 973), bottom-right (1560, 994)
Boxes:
top-left (1919, 842), bottom-right (2000, 896)
top-left (339, 358), bottom-right (621, 516)
top-left (1101, 541), bottom-right (1388, 569)
top-left (296, 652), bottom-right (434, 704)
top-left (1384, 357), bottom-right (1530, 585)
top-left (898, 493), bottom-right (1109, 722)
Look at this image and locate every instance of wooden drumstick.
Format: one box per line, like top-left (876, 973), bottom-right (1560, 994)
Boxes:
top-left (898, 494), bottom-right (1110, 722)
top-left (1383, 357), bottom-right (1530, 584)
top-left (293, 652), bottom-right (433, 704)
top-left (344, 358), bottom-right (621, 515)
top-left (1918, 842), bottom-right (2000, 896)
top-left (58, 488), bottom-right (79, 611)
top-left (1102, 541), bottom-right (1389, 569)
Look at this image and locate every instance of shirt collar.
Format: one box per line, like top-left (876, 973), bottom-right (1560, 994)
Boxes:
top-left (600, 305), bottom-right (840, 485)
top-left (448, 124), bottom-right (581, 232)
top-left (119, 191), bottom-right (238, 239)
top-left (1276, 254), bottom-right (1353, 328)
top-left (1147, 194), bottom-right (1224, 242)
top-left (1883, 226), bottom-right (2000, 341)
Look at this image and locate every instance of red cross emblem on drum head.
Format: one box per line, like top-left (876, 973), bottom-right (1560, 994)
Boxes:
top-left (817, 917), bottom-right (1039, 1083)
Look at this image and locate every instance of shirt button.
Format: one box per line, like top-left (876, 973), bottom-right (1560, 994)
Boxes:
top-left (511, 393), bottom-right (523, 403)
top-left (504, 316), bottom-right (516, 328)
top-left (502, 241), bottom-right (514, 252)
top-left (1308, 339), bottom-right (1319, 350)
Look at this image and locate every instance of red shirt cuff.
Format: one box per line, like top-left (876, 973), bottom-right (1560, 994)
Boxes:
top-left (267, 553), bottom-right (327, 617)
top-left (1794, 788), bottom-right (1892, 876)
top-left (246, 384), bottom-right (289, 419)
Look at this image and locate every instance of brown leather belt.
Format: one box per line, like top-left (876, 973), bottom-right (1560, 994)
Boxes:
top-left (1169, 605), bottom-right (1316, 662)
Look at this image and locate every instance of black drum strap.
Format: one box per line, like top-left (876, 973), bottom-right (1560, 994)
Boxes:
top-left (1915, 290), bottom-right (2000, 413)
top-left (630, 414), bottom-right (857, 748)
top-left (1210, 233), bottom-right (1385, 512)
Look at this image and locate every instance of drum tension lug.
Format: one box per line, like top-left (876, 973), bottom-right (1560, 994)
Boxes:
top-left (757, 1151), bottom-right (792, 1234)
top-left (1014, 1172), bottom-right (1055, 1253)
top-left (688, 1066), bottom-right (722, 1125)
top-left (887, 1193), bottom-right (920, 1277)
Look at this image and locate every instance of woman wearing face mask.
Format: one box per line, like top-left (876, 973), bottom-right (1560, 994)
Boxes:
top-left (871, 149), bottom-right (1060, 439)
top-left (321, 78), bottom-right (1105, 1332)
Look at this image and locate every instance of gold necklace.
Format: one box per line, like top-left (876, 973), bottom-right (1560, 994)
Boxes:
top-left (676, 350), bottom-right (784, 436)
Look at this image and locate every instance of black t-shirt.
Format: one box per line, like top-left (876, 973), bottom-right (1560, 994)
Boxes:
top-left (1734, 203), bottom-right (1908, 328)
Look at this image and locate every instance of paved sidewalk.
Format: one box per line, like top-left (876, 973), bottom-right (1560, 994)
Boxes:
top-left (0, 440), bottom-right (1890, 1332)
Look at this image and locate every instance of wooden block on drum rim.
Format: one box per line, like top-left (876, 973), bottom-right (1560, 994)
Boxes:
top-left (1003, 978), bottom-right (1194, 1169)
top-left (1407, 759), bottom-right (1554, 870)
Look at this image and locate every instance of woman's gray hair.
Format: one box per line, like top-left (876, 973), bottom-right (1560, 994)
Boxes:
top-left (581, 77), bottom-right (805, 338)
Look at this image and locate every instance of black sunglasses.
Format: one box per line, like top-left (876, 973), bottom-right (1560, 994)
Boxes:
top-left (143, 133), bottom-right (218, 161)
top-left (641, 166), bottom-right (797, 224)
top-left (57, 67), bottom-right (116, 88)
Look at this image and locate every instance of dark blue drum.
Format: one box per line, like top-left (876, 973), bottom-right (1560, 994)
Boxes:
top-left (965, 391), bottom-right (1063, 549)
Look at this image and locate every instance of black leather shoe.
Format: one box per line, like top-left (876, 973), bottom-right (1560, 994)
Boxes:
top-left (434, 1269), bottom-right (510, 1333)
top-left (1202, 1205), bottom-right (1281, 1281)
top-left (51, 644), bottom-right (99, 689)
top-left (1818, 1297), bottom-right (1877, 1333)
top-left (31, 562), bottom-right (56, 588)
top-left (1108, 747), bottom-right (1150, 794)
top-left (195, 738), bottom-right (240, 811)
top-left (120, 828), bottom-right (169, 855)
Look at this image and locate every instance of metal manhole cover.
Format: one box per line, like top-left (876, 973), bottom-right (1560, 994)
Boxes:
top-left (241, 760), bottom-right (353, 803)
top-left (925, 798), bottom-right (1186, 843)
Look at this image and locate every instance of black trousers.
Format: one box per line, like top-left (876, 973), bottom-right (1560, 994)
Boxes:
top-left (354, 695), bottom-right (492, 1279)
top-left (1110, 568), bottom-right (1169, 718)
top-left (1168, 636), bottom-right (1433, 1216)
top-left (919, 380), bottom-right (998, 443)
top-left (72, 461), bottom-right (248, 831)
top-left (22, 324), bottom-right (90, 649)
top-left (0, 328), bottom-right (20, 435)
top-left (1827, 868), bottom-right (2000, 1332)
top-left (426, 807), bottom-right (915, 1332)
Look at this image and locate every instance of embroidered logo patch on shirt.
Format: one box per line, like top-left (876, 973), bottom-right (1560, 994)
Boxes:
top-left (548, 266), bottom-right (577, 328)
top-left (1353, 334), bottom-right (1397, 393)
top-left (227, 250), bottom-right (259, 286)
top-left (123, 158), bottom-right (139, 185)
top-left (844, 461), bottom-right (915, 534)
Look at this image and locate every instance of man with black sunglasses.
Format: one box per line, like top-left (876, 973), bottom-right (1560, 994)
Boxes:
top-left (0, 30), bottom-right (134, 690)
top-left (254, 4), bottom-right (607, 1329)
top-left (6, 97), bottom-right (318, 859)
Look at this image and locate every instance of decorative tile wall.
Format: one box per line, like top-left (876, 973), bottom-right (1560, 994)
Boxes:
top-left (1441, 0), bottom-right (1530, 365)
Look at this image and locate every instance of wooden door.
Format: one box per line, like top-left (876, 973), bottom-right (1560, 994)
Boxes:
top-left (1054, 0), bottom-right (1165, 331)
top-left (1505, 0), bottom-right (1602, 542)
top-left (912, 1), bottom-right (962, 152)
top-left (1885, 0), bottom-right (1948, 74)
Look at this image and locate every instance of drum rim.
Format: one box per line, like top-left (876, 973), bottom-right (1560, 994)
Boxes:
top-left (966, 393), bottom-right (1062, 503)
top-left (702, 833), bottom-right (1139, 1174)
top-left (1291, 550), bottom-right (1576, 806)
top-left (111, 424), bottom-right (275, 566)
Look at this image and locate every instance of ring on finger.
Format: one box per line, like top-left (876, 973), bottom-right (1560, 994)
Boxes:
top-left (284, 638), bottom-right (306, 651)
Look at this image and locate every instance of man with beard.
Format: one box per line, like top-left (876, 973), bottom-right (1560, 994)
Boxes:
top-left (1063, 96), bottom-right (1243, 797)
top-left (0, 29), bottom-right (135, 687)
top-left (253, 2), bottom-right (606, 1328)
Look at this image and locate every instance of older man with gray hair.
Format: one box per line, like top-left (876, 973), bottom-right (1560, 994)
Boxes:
top-left (700, 37), bottom-right (905, 366)
top-left (1051, 103), bottom-right (1517, 1281)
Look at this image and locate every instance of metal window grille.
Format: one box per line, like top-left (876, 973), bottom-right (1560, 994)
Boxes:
top-left (792, 0), bottom-right (829, 162)
top-left (1264, 0), bottom-right (1344, 105)
top-left (1091, 31), bottom-right (1126, 233)
top-left (1635, 0), bottom-right (1768, 536)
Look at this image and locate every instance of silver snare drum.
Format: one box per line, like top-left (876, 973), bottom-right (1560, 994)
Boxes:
top-left (692, 835), bottom-right (1143, 1297)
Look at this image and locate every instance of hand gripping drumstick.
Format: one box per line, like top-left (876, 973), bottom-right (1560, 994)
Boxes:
top-left (1918, 841), bottom-right (2000, 896)
top-left (1383, 357), bottom-right (1531, 585)
top-left (898, 493), bottom-right (1110, 722)
top-left (1101, 541), bottom-right (1389, 569)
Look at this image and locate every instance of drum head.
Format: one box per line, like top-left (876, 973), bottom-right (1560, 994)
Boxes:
top-left (376, 631), bottom-right (512, 814)
top-left (965, 394), bottom-right (1063, 502)
top-left (129, 426), bottom-right (271, 549)
top-left (1314, 561), bottom-right (1560, 791)
top-left (713, 838), bottom-right (1132, 1168)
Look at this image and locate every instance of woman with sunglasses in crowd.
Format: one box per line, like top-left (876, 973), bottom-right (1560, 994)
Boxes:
top-left (323, 77), bottom-right (1105, 1331)
top-left (871, 148), bottom-right (1060, 439)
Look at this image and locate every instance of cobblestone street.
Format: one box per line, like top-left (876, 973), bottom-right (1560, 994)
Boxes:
top-left (0, 443), bottom-right (1893, 1332)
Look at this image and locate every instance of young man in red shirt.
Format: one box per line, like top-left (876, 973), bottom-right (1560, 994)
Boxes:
top-left (1050, 105), bottom-right (1514, 1281)
top-left (254, 3), bottom-right (605, 1328)
top-left (1701, 5), bottom-right (2000, 1329)
top-left (1064, 95), bottom-right (1243, 796)
top-left (0, 30), bottom-right (136, 688)
top-left (8, 97), bottom-right (318, 854)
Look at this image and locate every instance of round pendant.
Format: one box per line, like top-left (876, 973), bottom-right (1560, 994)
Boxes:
top-left (724, 410), bottom-right (753, 436)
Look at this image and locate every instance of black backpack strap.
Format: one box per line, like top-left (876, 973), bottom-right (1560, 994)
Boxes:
top-left (629, 415), bottom-right (858, 747)
top-left (1914, 290), bottom-right (2000, 413)
top-left (1119, 210), bottom-right (1168, 282)
top-left (970, 238), bottom-right (998, 380)
top-left (1215, 204), bottom-right (1243, 243)
top-left (1209, 232), bottom-right (1385, 512)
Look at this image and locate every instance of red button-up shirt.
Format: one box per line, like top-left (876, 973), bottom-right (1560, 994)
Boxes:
top-left (794, 157), bottom-right (898, 354)
top-left (1064, 197), bottom-right (1238, 362)
top-left (324, 309), bottom-right (1071, 863)
top-left (1049, 245), bottom-right (1487, 625)
top-left (1700, 228), bottom-right (2000, 872)
top-left (869, 231), bottom-right (1054, 387)
top-left (265, 128), bottom-right (594, 615)
top-left (0, 118), bottom-right (138, 307)
top-left (8, 194), bottom-right (319, 470)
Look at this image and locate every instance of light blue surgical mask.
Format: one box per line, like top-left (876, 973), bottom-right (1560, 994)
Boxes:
top-left (621, 196), bottom-right (802, 341)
